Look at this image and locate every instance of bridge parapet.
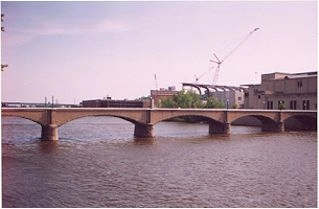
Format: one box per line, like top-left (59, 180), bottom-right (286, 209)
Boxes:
top-left (227, 109), bottom-right (282, 123)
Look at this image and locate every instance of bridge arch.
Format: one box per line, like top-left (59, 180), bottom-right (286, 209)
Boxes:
top-left (231, 114), bottom-right (275, 124)
top-left (229, 113), bottom-right (281, 132)
top-left (284, 115), bottom-right (317, 131)
top-left (54, 112), bottom-right (152, 139)
top-left (2, 108), bottom-right (317, 140)
top-left (151, 112), bottom-right (228, 135)
top-left (55, 113), bottom-right (141, 127)
top-left (2, 114), bottom-right (44, 126)
top-left (58, 116), bottom-right (136, 140)
top-left (51, 108), bottom-right (149, 127)
top-left (2, 116), bottom-right (42, 141)
top-left (1, 109), bottom-right (49, 126)
top-left (229, 111), bottom-right (278, 124)
top-left (153, 114), bottom-right (220, 124)
top-left (150, 109), bottom-right (225, 125)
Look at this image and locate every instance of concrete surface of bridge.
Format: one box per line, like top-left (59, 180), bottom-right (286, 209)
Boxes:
top-left (1, 108), bottom-right (317, 140)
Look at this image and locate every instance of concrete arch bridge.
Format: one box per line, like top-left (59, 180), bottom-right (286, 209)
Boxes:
top-left (1, 108), bottom-right (317, 140)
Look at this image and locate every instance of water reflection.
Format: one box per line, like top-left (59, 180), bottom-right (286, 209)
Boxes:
top-left (38, 140), bottom-right (59, 153)
top-left (134, 137), bottom-right (156, 145)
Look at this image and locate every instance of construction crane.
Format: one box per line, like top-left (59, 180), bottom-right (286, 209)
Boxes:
top-left (194, 65), bottom-right (215, 83)
top-left (210, 27), bottom-right (260, 85)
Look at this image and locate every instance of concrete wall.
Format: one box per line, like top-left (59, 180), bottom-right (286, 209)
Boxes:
top-left (210, 90), bottom-right (245, 108)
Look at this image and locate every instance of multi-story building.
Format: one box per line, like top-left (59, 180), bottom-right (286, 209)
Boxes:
top-left (243, 71), bottom-right (317, 110)
top-left (208, 87), bottom-right (245, 109)
top-left (150, 86), bottom-right (179, 107)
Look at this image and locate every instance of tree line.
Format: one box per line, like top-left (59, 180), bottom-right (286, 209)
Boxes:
top-left (160, 90), bottom-right (225, 108)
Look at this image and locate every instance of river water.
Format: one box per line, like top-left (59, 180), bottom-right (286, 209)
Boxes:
top-left (1, 116), bottom-right (317, 207)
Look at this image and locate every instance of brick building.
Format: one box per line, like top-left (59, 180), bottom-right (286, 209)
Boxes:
top-left (243, 71), bottom-right (317, 110)
top-left (150, 86), bottom-right (179, 107)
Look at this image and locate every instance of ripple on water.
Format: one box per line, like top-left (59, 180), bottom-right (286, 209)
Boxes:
top-left (1, 117), bottom-right (317, 207)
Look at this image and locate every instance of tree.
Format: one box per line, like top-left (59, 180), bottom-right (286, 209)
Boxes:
top-left (174, 90), bottom-right (203, 108)
top-left (160, 90), bottom-right (224, 108)
top-left (205, 97), bottom-right (225, 108)
top-left (161, 98), bottom-right (177, 108)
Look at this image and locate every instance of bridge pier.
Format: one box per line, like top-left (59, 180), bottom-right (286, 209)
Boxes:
top-left (209, 121), bottom-right (231, 135)
top-left (262, 121), bottom-right (284, 132)
top-left (134, 123), bottom-right (154, 138)
top-left (41, 124), bottom-right (58, 140)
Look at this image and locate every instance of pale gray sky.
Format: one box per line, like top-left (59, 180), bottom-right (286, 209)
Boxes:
top-left (1, 1), bottom-right (317, 103)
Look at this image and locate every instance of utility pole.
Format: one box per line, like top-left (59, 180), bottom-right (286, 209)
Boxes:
top-left (1, 13), bottom-right (8, 72)
top-left (154, 74), bottom-right (158, 90)
top-left (1, 13), bottom-right (4, 32)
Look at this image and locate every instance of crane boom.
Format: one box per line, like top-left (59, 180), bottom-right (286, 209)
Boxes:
top-left (194, 65), bottom-right (215, 83)
top-left (210, 27), bottom-right (260, 85)
top-left (221, 27), bottom-right (259, 63)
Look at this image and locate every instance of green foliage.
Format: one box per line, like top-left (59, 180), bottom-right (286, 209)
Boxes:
top-left (205, 97), bottom-right (225, 108)
top-left (161, 98), bottom-right (177, 108)
top-left (174, 90), bottom-right (203, 108)
top-left (160, 90), bottom-right (225, 109)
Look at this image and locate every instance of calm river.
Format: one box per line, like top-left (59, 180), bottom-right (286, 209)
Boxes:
top-left (2, 116), bottom-right (317, 207)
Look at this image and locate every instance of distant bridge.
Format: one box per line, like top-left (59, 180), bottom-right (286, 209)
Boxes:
top-left (1, 108), bottom-right (317, 140)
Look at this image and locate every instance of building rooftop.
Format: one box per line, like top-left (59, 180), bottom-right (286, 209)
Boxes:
top-left (262, 71), bottom-right (317, 81)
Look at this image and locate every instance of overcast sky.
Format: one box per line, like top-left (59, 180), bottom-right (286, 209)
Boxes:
top-left (1, 1), bottom-right (317, 104)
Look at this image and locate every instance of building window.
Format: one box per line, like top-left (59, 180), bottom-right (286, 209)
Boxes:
top-left (290, 100), bottom-right (297, 109)
top-left (303, 100), bottom-right (310, 110)
top-left (297, 81), bottom-right (303, 88)
top-left (238, 96), bottom-right (242, 101)
top-left (267, 101), bottom-right (273, 109)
